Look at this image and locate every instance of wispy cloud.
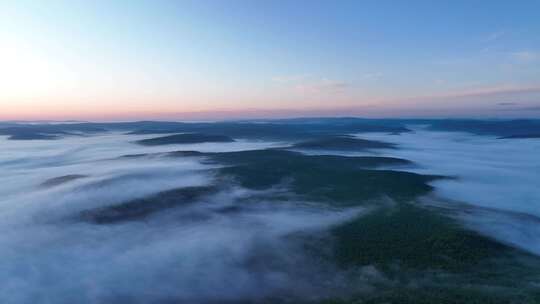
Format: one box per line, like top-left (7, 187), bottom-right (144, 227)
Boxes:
top-left (272, 74), bottom-right (350, 94)
top-left (295, 78), bottom-right (349, 94)
top-left (361, 72), bottom-right (383, 80)
top-left (271, 74), bottom-right (311, 83)
top-left (495, 105), bottom-right (540, 112)
top-left (377, 84), bottom-right (540, 113)
top-left (510, 50), bottom-right (539, 63)
top-left (521, 106), bottom-right (540, 111)
top-left (485, 30), bottom-right (507, 42)
top-left (436, 84), bottom-right (540, 99)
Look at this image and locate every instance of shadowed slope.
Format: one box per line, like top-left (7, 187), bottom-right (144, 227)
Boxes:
top-left (136, 133), bottom-right (235, 145)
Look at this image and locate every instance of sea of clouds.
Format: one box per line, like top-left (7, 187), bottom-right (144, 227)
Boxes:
top-left (3, 128), bottom-right (538, 303)
top-left (354, 128), bottom-right (540, 256)
top-left (0, 133), bottom-right (366, 304)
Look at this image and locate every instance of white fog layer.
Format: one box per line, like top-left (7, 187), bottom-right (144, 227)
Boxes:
top-left (354, 129), bottom-right (540, 255)
top-left (0, 134), bottom-right (363, 303)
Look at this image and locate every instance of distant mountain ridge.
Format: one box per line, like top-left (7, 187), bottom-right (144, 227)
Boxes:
top-left (1, 118), bottom-right (540, 140)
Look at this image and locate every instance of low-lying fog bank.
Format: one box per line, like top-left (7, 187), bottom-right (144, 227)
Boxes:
top-left (0, 133), bottom-right (368, 303)
top-left (1, 128), bottom-right (539, 303)
top-left (354, 129), bottom-right (540, 255)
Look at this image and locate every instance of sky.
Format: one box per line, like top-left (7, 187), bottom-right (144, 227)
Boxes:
top-left (0, 0), bottom-right (539, 121)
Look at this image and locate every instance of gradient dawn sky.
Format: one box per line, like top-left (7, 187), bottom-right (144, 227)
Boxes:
top-left (1, 0), bottom-right (539, 120)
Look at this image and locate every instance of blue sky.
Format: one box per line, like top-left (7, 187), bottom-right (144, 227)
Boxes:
top-left (0, 0), bottom-right (539, 120)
